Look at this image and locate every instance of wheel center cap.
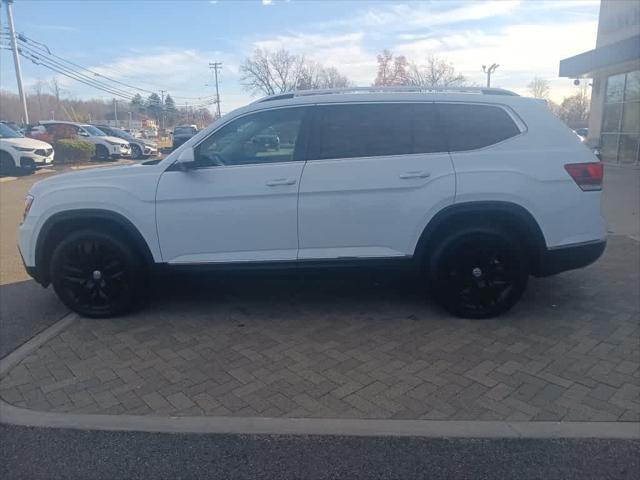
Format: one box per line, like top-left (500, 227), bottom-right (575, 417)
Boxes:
top-left (92, 270), bottom-right (103, 281)
top-left (472, 267), bottom-right (483, 278)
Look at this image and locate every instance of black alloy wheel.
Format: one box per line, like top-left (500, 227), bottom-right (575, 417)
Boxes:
top-left (95, 144), bottom-right (110, 161)
top-left (430, 229), bottom-right (528, 319)
top-left (50, 230), bottom-right (143, 317)
top-left (131, 144), bottom-right (143, 159)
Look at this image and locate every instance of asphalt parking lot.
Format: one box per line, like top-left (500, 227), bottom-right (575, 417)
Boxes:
top-left (1, 164), bottom-right (638, 426)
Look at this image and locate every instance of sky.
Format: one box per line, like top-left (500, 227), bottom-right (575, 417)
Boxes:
top-left (0, 0), bottom-right (601, 114)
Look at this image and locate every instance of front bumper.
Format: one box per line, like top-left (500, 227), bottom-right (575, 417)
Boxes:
top-left (19, 151), bottom-right (55, 169)
top-left (534, 240), bottom-right (606, 277)
top-left (108, 144), bottom-right (131, 158)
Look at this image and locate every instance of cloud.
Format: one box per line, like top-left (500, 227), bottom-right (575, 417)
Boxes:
top-left (253, 32), bottom-right (377, 85)
top-left (262, 0), bottom-right (273, 5)
top-left (395, 20), bottom-right (598, 101)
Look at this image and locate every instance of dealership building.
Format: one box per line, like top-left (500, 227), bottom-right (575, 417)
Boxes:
top-left (559, 0), bottom-right (640, 164)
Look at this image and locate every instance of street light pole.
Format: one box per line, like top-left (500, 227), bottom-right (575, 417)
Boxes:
top-left (5, 0), bottom-right (29, 124)
top-left (482, 63), bottom-right (499, 88)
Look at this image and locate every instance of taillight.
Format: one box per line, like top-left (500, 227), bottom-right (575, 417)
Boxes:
top-left (564, 162), bottom-right (603, 191)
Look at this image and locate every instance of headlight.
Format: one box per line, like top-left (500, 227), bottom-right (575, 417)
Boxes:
top-left (23, 194), bottom-right (34, 222)
top-left (105, 140), bottom-right (122, 146)
top-left (13, 146), bottom-right (35, 152)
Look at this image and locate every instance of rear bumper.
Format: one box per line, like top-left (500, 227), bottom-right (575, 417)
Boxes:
top-left (534, 239), bottom-right (606, 277)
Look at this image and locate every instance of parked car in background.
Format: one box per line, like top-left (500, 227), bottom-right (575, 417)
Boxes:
top-left (0, 122), bottom-right (54, 174)
top-left (251, 126), bottom-right (280, 151)
top-left (574, 128), bottom-right (588, 142)
top-left (172, 125), bottom-right (198, 149)
top-left (19, 87), bottom-right (606, 319)
top-left (0, 120), bottom-right (26, 136)
top-left (93, 124), bottom-right (158, 159)
top-left (29, 121), bottom-right (131, 161)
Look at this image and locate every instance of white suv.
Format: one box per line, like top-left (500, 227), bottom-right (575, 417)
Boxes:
top-left (0, 122), bottom-right (54, 173)
top-left (18, 87), bottom-right (606, 318)
top-left (32, 121), bottom-right (131, 160)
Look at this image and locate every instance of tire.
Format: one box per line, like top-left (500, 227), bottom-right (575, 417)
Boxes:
top-left (95, 145), bottom-right (110, 162)
top-left (49, 229), bottom-right (145, 318)
top-left (428, 227), bottom-right (529, 319)
top-left (0, 151), bottom-right (17, 176)
top-left (131, 144), bottom-right (143, 159)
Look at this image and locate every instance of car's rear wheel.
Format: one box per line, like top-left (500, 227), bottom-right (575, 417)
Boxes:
top-left (95, 145), bottom-right (110, 161)
top-left (50, 229), bottom-right (145, 318)
top-left (428, 227), bottom-right (529, 319)
top-left (131, 144), bottom-right (142, 159)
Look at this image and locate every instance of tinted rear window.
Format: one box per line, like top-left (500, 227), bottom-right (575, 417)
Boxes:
top-left (314, 104), bottom-right (413, 160)
top-left (438, 103), bottom-right (520, 151)
top-left (311, 103), bottom-right (448, 160)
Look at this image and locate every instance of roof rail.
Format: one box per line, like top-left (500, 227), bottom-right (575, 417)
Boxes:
top-left (255, 86), bottom-right (519, 103)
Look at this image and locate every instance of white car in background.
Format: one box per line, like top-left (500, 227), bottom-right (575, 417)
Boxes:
top-left (0, 122), bottom-right (54, 174)
top-left (34, 121), bottom-right (131, 161)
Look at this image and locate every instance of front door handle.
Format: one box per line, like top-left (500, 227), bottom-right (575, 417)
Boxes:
top-left (266, 178), bottom-right (297, 186)
top-left (399, 171), bottom-right (431, 179)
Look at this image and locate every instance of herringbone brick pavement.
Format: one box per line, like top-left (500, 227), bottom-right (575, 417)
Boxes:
top-left (1, 236), bottom-right (638, 421)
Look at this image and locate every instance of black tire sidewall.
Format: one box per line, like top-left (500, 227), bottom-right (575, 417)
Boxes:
top-left (50, 229), bottom-right (144, 318)
top-left (95, 145), bottom-right (110, 161)
top-left (131, 144), bottom-right (142, 159)
top-left (428, 227), bottom-right (529, 319)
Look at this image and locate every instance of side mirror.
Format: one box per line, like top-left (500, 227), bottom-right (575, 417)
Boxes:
top-left (174, 146), bottom-right (198, 171)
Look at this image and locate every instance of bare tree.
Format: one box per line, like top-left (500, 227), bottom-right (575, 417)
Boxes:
top-left (297, 61), bottom-right (350, 90)
top-left (32, 79), bottom-right (47, 119)
top-left (557, 85), bottom-right (590, 128)
top-left (240, 49), bottom-right (350, 95)
top-left (527, 77), bottom-right (550, 99)
top-left (49, 78), bottom-right (62, 118)
top-left (240, 49), bottom-right (306, 96)
top-left (406, 55), bottom-right (466, 88)
top-left (373, 50), bottom-right (409, 86)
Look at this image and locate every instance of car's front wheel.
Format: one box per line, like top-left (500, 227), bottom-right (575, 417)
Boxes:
top-left (50, 229), bottom-right (145, 318)
top-left (428, 227), bottom-right (529, 319)
top-left (131, 144), bottom-right (143, 159)
top-left (0, 151), bottom-right (17, 176)
top-left (95, 145), bottom-right (110, 162)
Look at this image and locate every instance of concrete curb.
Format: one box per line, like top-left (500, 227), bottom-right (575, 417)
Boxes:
top-left (1, 313), bottom-right (639, 439)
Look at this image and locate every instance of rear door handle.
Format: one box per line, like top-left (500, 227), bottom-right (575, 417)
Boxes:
top-left (399, 171), bottom-right (431, 179)
top-left (266, 178), bottom-right (297, 186)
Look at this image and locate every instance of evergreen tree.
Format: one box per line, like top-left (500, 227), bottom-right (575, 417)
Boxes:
top-left (130, 93), bottom-right (144, 112)
top-left (164, 94), bottom-right (178, 126)
top-left (146, 93), bottom-right (162, 123)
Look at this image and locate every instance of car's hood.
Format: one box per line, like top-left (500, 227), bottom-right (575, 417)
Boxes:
top-left (104, 136), bottom-right (129, 145)
top-left (142, 140), bottom-right (157, 147)
top-left (0, 137), bottom-right (52, 149)
top-left (29, 162), bottom-right (155, 195)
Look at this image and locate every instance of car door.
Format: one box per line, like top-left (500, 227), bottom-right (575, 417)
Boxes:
top-left (155, 106), bottom-right (311, 264)
top-left (297, 102), bottom-right (456, 260)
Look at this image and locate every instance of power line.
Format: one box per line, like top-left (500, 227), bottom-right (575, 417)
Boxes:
top-left (17, 32), bottom-right (157, 95)
top-left (18, 42), bottom-right (136, 99)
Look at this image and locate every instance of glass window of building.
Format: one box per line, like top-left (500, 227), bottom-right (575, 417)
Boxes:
top-left (601, 70), bottom-right (640, 164)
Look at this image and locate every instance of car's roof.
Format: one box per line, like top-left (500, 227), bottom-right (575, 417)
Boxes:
top-left (40, 120), bottom-right (85, 126)
top-left (230, 87), bottom-right (542, 119)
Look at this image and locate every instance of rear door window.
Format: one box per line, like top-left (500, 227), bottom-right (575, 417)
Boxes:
top-left (437, 103), bottom-right (521, 151)
top-left (312, 103), bottom-right (413, 160)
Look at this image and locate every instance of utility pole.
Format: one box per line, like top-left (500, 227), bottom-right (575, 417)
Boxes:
top-left (5, 0), bottom-right (29, 124)
top-left (128, 111), bottom-right (132, 130)
top-left (482, 63), bottom-right (499, 88)
top-left (209, 62), bottom-right (222, 118)
top-left (113, 98), bottom-right (118, 124)
top-left (159, 89), bottom-right (166, 131)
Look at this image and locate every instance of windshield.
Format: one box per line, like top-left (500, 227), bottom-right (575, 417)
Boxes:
top-left (0, 123), bottom-right (22, 138)
top-left (81, 125), bottom-right (106, 136)
top-left (111, 128), bottom-right (134, 140)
